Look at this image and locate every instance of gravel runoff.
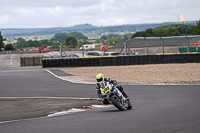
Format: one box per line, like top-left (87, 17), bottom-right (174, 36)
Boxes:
top-left (60, 63), bottom-right (200, 85)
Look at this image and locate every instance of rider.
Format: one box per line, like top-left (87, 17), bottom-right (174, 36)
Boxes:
top-left (95, 73), bottom-right (129, 105)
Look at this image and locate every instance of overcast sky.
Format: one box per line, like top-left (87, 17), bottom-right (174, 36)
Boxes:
top-left (0, 0), bottom-right (199, 28)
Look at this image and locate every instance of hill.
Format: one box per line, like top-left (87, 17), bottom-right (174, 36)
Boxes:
top-left (0, 21), bottom-right (197, 41)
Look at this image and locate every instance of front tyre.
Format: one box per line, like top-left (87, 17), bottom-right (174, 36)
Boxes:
top-left (127, 100), bottom-right (132, 109)
top-left (110, 97), bottom-right (124, 111)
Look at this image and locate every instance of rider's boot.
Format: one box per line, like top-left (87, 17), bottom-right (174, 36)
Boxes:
top-left (117, 85), bottom-right (129, 99)
top-left (122, 91), bottom-right (129, 98)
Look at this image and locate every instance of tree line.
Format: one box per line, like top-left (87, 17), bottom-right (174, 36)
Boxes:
top-left (0, 32), bottom-right (89, 50)
top-left (131, 20), bottom-right (200, 38)
top-left (96, 21), bottom-right (200, 46)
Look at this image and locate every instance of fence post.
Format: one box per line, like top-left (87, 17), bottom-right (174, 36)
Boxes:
top-left (144, 37), bottom-right (148, 55)
top-left (20, 57), bottom-right (22, 67)
top-left (185, 35), bottom-right (190, 53)
top-left (80, 40), bottom-right (84, 57)
top-left (122, 37), bottom-right (134, 55)
top-left (160, 36), bottom-right (164, 54)
top-left (33, 56), bottom-right (35, 66)
top-left (23, 57), bottom-right (25, 67)
top-left (57, 41), bottom-right (62, 58)
top-left (100, 39), bottom-right (106, 56)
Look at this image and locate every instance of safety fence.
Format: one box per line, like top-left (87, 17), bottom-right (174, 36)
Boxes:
top-left (42, 53), bottom-right (200, 68)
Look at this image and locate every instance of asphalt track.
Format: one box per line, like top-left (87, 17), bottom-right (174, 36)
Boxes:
top-left (0, 54), bottom-right (200, 133)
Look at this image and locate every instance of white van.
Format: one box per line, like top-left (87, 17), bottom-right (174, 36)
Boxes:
top-left (79, 44), bottom-right (95, 51)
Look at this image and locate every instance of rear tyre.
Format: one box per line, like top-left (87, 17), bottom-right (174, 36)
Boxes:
top-left (110, 97), bottom-right (124, 111)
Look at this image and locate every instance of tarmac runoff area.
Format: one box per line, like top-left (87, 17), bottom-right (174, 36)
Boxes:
top-left (0, 97), bottom-right (111, 123)
top-left (0, 69), bottom-right (110, 123)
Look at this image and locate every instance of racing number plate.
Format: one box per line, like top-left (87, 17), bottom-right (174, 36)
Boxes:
top-left (102, 87), bottom-right (110, 94)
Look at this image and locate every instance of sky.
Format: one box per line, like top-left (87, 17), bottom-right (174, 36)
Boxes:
top-left (0, 0), bottom-right (199, 28)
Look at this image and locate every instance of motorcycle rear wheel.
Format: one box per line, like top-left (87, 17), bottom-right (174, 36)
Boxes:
top-left (110, 97), bottom-right (125, 111)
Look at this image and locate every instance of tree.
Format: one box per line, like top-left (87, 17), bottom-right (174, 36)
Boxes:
top-left (131, 31), bottom-right (146, 38)
top-left (38, 39), bottom-right (49, 46)
top-left (192, 20), bottom-right (200, 35)
top-left (131, 24), bottom-right (194, 38)
top-left (69, 32), bottom-right (88, 41)
top-left (27, 40), bottom-right (34, 47)
top-left (16, 37), bottom-right (27, 48)
top-left (5, 44), bottom-right (14, 50)
top-left (52, 32), bottom-right (88, 42)
top-left (106, 34), bottom-right (120, 39)
top-left (145, 28), bottom-right (154, 36)
top-left (70, 38), bottom-right (78, 47)
top-left (95, 39), bottom-right (101, 43)
top-left (0, 31), bottom-right (5, 49)
top-left (65, 36), bottom-right (78, 48)
top-left (100, 35), bottom-right (107, 40)
top-left (53, 33), bottom-right (69, 41)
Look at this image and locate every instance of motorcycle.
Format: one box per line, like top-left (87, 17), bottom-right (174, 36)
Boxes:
top-left (100, 82), bottom-right (132, 111)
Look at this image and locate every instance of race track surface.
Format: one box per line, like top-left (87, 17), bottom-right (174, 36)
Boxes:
top-left (0, 54), bottom-right (200, 133)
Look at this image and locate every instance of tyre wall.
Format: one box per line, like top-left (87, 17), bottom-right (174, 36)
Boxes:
top-left (42, 53), bottom-right (200, 68)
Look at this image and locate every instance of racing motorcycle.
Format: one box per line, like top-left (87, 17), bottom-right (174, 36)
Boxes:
top-left (100, 82), bottom-right (132, 111)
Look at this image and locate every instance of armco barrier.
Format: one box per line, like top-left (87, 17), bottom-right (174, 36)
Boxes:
top-left (42, 53), bottom-right (200, 68)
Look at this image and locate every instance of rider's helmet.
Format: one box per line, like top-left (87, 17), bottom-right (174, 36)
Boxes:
top-left (96, 73), bottom-right (104, 84)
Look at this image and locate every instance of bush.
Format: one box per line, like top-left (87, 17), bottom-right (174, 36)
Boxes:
top-left (5, 43), bottom-right (14, 50)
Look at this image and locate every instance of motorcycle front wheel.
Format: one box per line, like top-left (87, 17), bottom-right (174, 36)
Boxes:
top-left (110, 97), bottom-right (125, 111)
top-left (127, 100), bottom-right (132, 109)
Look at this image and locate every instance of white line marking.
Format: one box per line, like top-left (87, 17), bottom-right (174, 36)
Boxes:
top-left (0, 54), bottom-right (6, 61)
top-left (0, 116), bottom-right (47, 124)
top-left (47, 108), bottom-right (86, 117)
top-left (92, 105), bottom-right (113, 108)
top-left (10, 54), bottom-right (14, 65)
top-left (46, 69), bottom-right (95, 84)
top-left (0, 97), bottom-right (101, 100)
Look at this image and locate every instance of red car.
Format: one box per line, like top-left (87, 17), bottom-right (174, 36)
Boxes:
top-left (42, 48), bottom-right (52, 53)
top-left (33, 47), bottom-right (40, 51)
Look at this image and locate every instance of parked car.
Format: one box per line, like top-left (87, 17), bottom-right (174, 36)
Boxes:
top-left (33, 47), bottom-right (40, 51)
top-left (100, 52), bottom-right (119, 56)
top-left (66, 53), bottom-right (89, 58)
top-left (86, 51), bottom-right (103, 56)
top-left (44, 52), bottom-right (60, 57)
top-left (42, 48), bottom-right (52, 53)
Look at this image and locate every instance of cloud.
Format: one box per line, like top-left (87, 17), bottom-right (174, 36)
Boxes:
top-left (0, 0), bottom-right (199, 28)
